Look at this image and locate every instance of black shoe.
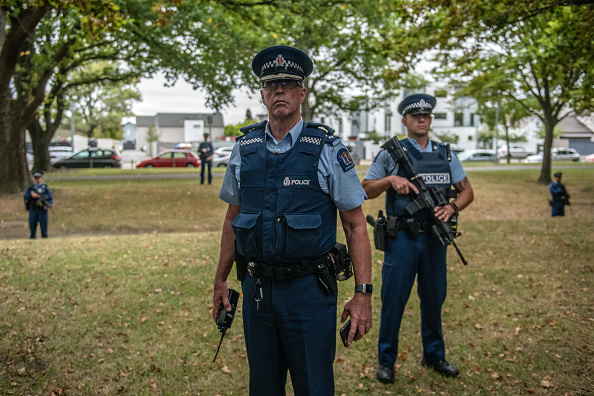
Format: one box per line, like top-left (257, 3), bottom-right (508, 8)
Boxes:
top-left (376, 364), bottom-right (394, 384)
top-left (421, 359), bottom-right (460, 378)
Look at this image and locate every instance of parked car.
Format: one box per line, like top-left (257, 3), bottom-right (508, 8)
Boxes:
top-left (497, 144), bottom-right (533, 159)
top-left (449, 144), bottom-right (466, 154)
top-left (174, 142), bottom-right (192, 149)
top-left (136, 149), bottom-right (200, 168)
top-left (585, 153), bottom-right (594, 163)
top-left (49, 146), bottom-right (74, 163)
top-left (212, 146), bottom-right (234, 167)
top-left (524, 148), bottom-right (581, 163)
top-left (457, 149), bottom-right (497, 162)
top-left (53, 148), bottom-right (122, 168)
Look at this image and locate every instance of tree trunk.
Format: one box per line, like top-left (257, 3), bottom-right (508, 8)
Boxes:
top-left (538, 115), bottom-right (556, 184)
top-left (0, 6), bottom-right (49, 195)
top-left (0, 99), bottom-right (29, 193)
top-left (302, 82), bottom-right (313, 122)
top-left (28, 118), bottom-right (55, 172)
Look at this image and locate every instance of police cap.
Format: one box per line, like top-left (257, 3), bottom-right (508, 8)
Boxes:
top-left (252, 45), bottom-right (313, 82)
top-left (398, 94), bottom-right (437, 116)
top-left (32, 170), bottom-right (44, 178)
top-left (554, 172), bottom-right (562, 178)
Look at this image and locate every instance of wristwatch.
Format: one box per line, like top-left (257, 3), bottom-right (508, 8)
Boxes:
top-left (355, 284), bottom-right (373, 294)
top-left (449, 202), bottom-right (459, 214)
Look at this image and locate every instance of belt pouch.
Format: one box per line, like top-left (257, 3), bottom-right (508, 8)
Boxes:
top-left (313, 261), bottom-right (337, 296)
top-left (234, 245), bottom-right (248, 282)
top-left (373, 217), bottom-right (388, 251)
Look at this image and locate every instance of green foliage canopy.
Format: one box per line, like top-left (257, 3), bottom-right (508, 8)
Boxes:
top-left (418, 3), bottom-right (594, 181)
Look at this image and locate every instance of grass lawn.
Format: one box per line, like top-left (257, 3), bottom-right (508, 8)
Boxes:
top-left (0, 167), bottom-right (593, 395)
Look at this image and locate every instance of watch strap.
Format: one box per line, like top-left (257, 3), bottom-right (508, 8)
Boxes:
top-left (355, 284), bottom-right (373, 294)
top-left (450, 202), bottom-right (459, 214)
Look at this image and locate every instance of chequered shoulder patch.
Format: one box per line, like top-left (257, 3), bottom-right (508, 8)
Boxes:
top-left (240, 137), bottom-right (264, 146)
top-left (299, 136), bottom-right (322, 145)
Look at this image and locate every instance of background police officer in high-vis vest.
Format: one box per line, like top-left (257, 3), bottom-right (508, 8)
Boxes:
top-left (212, 45), bottom-right (373, 395)
top-left (362, 94), bottom-right (474, 383)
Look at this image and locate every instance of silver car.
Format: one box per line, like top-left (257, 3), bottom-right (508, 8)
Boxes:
top-left (524, 148), bottom-right (581, 163)
top-left (212, 146), bottom-right (235, 167)
top-left (49, 146), bottom-right (74, 163)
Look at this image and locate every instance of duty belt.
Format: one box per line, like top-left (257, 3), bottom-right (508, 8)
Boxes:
top-left (387, 217), bottom-right (431, 238)
top-left (247, 255), bottom-right (328, 281)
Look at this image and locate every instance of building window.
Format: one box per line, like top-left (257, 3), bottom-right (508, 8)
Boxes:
top-left (385, 114), bottom-right (391, 133)
top-left (468, 135), bottom-right (473, 141)
top-left (434, 89), bottom-right (447, 97)
top-left (434, 113), bottom-right (447, 120)
top-left (470, 113), bottom-right (475, 127)
top-left (454, 113), bottom-right (463, 126)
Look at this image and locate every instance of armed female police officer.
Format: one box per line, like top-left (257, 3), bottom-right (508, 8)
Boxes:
top-left (24, 170), bottom-right (53, 238)
top-left (362, 94), bottom-right (474, 383)
top-left (212, 46), bottom-right (372, 395)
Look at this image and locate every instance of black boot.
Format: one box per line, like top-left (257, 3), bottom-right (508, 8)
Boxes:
top-left (421, 359), bottom-right (460, 378)
top-left (376, 364), bottom-right (394, 383)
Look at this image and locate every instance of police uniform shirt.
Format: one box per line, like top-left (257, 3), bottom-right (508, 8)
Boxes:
top-left (364, 138), bottom-right (467, 183)
top-left (219, 119), bottom-right (367, 212)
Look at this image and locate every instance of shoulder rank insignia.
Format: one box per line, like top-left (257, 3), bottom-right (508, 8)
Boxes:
top-left (240, 120), bottom-right (268, 134)
top-left (305, 121), bottom-right (335, 136)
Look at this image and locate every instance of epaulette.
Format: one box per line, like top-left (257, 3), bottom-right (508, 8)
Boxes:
top-left (305, 121), bottom-right (335, 136)
top-left (240, 121), bottom-right (268, 134)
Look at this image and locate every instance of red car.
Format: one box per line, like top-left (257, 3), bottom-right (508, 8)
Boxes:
top-left (136, 149), bottom-right (201, 168)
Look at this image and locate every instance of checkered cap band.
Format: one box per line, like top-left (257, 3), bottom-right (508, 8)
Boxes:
top-left (261, 59), bottom-right (304, 76)
top-left (402, 99), bottom-right (433, 114)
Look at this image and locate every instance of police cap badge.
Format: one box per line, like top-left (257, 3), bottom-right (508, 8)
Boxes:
top-left (252, 45), bottom-right (313, 82)
top-left (32, 170), bottom-right (44, 178)
top-left (398, 94), bottom-right (437, 116)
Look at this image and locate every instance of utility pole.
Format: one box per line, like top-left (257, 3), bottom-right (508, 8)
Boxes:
top-left (494, 104), bottom-right (499, 165)
top-left (70, 99), bottom-right (75, 149)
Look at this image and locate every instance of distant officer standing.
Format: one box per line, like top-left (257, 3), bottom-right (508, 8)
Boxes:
top-left (24, 170), bottom-right (53, 238)
top-left (212, 45), bottom-right (372, 395)
top-left (198, 132), bottom-right (213, 184)
top-left (363, 94), bottom-right (474, 382)
top-left (549, 172), bottom-right (570, 216)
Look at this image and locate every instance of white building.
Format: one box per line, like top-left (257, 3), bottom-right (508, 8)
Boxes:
top-left (135, 113), bottom-right (224, 153)
top-left (315, 83), bottom-right (484, 160)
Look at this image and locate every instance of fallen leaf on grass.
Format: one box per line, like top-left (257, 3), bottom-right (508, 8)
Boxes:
top-left (541, 380), bottom-right (553, 388)
top-left (474, 323), bottom-right (484, 330)
top-left (221, 365), bottom-right (231, 374)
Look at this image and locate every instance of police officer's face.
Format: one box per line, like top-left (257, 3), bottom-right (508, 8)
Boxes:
top-left (402, 112), bottom-right (432, 136)
top-left (261, 79), bottom-right (306, 120)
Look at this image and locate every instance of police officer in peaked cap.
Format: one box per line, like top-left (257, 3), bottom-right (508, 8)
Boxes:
top-left (212, 45), bottom-right (373, 395)
top-left (363, 93), bottom-right (475, 382)
top-left (24, 170), bottom-right (53, 238)
top-left (549, 172), bottom-right (570, 216)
